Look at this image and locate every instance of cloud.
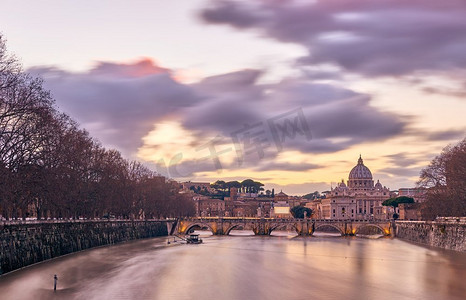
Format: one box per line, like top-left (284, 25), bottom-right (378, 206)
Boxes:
top-left (422, 86), bottom-right (466, 99)
top-left (29, 58), bottom-right (200, 155)
top-left (27, 57), bottom-right (464, 191)
top-left (253, 161), bottom-right (321, 172)
top-left (181, 71), bottom-right (409, 157)
top-left (90, 58), bottom-right (169, 78)
top-left (425, 129), bottom-right (466, 141)
top-left (200, 0), bottom-right (466, 77)
top-left (266, 181), bottom-right (331, 195)
top-left (140, 70), bottom-right (410, 177)
top-left (403, 127), bottom-right (466, 142)
top-left (30, 59), bottom-right (412, 167)
top-left (379, 166), bottom-right (422, 177)
top-left (383, 152), bottom-right (423, 168)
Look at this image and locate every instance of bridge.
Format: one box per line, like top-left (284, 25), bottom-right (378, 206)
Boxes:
top-left (174, 217), bottom-right (394, 236)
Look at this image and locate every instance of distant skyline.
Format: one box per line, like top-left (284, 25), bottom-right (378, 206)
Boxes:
top-left (1, 0), bottom-right (465, 194)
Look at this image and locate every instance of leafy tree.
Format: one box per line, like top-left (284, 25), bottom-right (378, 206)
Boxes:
top-left (240, 179), bottom-right (255, 193)
top-left (303, 191), bottom-right (320, 200)
top-left (211, 180), bottom-right (227, 193)
top-left (290, 206), bottom-right (312, 219)
top-left (382, 196), bottom-right (414, 208)
top-left (226, 180), bottom-right (241, 195)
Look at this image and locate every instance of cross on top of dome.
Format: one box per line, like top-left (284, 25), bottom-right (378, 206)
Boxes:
top-left (349, 155), bottom-right (372, 180)
top-left (358, 154), bottom-right (363, 165)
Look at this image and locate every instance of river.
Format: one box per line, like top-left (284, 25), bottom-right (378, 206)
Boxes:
top-left (0, 231), bottom-right (465, 300)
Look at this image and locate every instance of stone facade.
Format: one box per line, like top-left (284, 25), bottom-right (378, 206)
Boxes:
top-left (195, 198), bottom-right (225, 217)
top-left (318, 156), bottom-right (393, 220)
top-left (0, 220), bottom-right (168, 275)
top-left (399, 203), bottom-right (422, 220)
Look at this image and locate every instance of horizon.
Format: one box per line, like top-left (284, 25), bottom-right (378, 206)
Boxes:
top-left (1, 0), bottom-right (465, 194)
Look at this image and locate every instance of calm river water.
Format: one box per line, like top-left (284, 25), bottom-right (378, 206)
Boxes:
top-left (0, 231), bottom-right (465, 300)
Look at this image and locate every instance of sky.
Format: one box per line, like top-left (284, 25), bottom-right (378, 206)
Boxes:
top-left (1, 0), bottom-right (465, 194)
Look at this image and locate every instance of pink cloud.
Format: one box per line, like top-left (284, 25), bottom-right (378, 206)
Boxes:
top-left (90, 58), bottom-right (169, 78)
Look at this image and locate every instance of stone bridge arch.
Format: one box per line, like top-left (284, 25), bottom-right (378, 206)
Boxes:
top-left (313, 223), bottom-right (344, 236)
top-left (225, 224), bottom-right (248, 235)
top-left (270, 223), bottom-right (299, 235)
top-left (354, 224), bottom-right (389, 236)
top-left (182, 222), bottom-right (215, 235)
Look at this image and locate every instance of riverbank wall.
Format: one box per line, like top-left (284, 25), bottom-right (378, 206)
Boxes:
top-left (396, 220), bottom-right (466, 252)
top-left (0, 220), bottom-right (168, 275)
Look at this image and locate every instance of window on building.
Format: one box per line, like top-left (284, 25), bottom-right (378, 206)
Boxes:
top-left (333, 209), bottom-right (336, 213)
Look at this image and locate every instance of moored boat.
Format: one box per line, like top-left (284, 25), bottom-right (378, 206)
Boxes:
top-left (186, 234), bottom-right (203, 244)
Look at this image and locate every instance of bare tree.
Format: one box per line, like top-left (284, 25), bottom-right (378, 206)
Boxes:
top-left (418, 138), bottom-right (466, 219)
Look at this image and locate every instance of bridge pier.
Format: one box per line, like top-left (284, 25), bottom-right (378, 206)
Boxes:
top-left (211, 219), bottom-right (224, 235)
top-left (252, 219), bottom-right (273, 235)
top-left (296, 220), bottom-right (314, 236)
top-left (390, 220), bottom-right (396, 238)
top-left (344, 222), bottom-right (355, 236)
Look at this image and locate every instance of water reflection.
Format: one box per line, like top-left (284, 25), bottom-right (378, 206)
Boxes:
top-left (0, 233), bottom-right (465, 300)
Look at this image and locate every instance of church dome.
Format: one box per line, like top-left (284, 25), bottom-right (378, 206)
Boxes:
top-left (276, 190), bottom-right (287, 197)
top-left (349, 155), bottom-right (372, 179)
top-left (375, 179), bottom-right (383, 189)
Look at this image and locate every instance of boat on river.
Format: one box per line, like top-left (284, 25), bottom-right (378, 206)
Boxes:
top-left (186, 234), bottom-right (203, 244)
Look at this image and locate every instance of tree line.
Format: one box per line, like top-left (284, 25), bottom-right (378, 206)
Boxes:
top-left (0, 34), bottom-right (194, 220)
top-left (211, 179), bottom-right (265, 195)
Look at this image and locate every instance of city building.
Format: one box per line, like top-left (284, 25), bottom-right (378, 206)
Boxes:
top-left (399, 203), bottom-right (422, 220)
top-left (274, 191), bottom-right (288, 202)
top-left (195, 197), bottom-right (225, 217)
top-left (318, 155), bottom-right (394, 220)
top-left (273, 206), bottom-right (292, 218)
top-left (398, 188), bottom-right (427, 203)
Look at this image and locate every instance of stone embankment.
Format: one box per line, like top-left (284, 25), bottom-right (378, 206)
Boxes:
top-left (0, 220), bottom-right (168, 275)
top-left (396, 218), bottom-right (466, 252)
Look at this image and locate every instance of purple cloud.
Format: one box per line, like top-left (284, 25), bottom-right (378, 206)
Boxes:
top-left (29, 59), bottom-right (200, 155)
top-left (26, 57), bottom-right (464, 182)
top-left (30, 61), bottom-right (410, 158)
top-left (200, 0), bottom-right (466, 76)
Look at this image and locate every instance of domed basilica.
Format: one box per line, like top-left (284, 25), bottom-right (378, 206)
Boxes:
top-left (317, 156), bottom-right (392, 219)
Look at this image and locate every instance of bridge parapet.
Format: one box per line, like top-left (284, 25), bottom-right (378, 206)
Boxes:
top-left (176, 218), bottom-right (393, 236)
